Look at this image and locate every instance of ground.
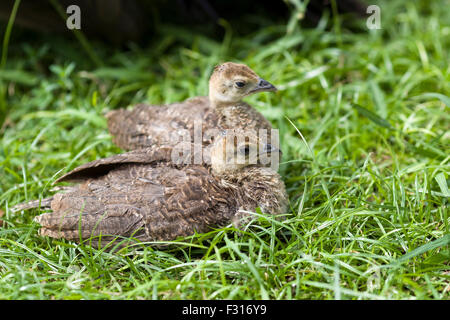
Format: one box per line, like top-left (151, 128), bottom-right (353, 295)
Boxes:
top-left (0, 0), bottom-right (449, 299)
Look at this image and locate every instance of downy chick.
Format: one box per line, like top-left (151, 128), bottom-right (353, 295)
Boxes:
top-left (24, 130), bottom-right (287, 248)
top-left (107, 62), bottom-right (277, 152)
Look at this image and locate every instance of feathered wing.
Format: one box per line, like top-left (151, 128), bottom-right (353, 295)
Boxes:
top-left (13, 143), bottom-right (198, 212)
top-left (34, 164), bottom-right (234, 246)
top-left (13, 146), bottom-right (180, 212)
top-left (55, 145), bottom-right (175, 183)
top-left (106, 97), bottom-right (217, 150)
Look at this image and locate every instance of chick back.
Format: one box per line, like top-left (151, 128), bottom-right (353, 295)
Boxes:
top-left (106, 97), bottom-right (217, 150)
top-left (106, 96), bottom-right (273, 151)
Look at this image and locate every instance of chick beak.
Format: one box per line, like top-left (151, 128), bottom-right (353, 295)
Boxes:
top-left (250, 78), bottom-right (277, 93)
top-left (260, 144), bottom-right (283, 156)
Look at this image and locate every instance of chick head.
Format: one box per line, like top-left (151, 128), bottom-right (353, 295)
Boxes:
top-left (209, 62), bottom-right (277, 107)
top-left (210, 129), bottom-right (281, 174)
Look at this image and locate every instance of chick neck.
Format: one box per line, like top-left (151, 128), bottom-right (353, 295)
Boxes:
top-left (209, 95), bottom-right (242, 111)
top-left (215, 165), bottom-right (287, 216)
top-left (212, 164), bottom-right (276, 183)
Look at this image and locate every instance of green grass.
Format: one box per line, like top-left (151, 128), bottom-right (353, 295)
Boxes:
top-left (0, 0), bottom-right (449, 299)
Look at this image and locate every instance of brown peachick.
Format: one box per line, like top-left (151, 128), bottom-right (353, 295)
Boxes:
top-left (16, 130), bottom-right (287, 248)
top-left (106, 62), bottom-right (277, 151)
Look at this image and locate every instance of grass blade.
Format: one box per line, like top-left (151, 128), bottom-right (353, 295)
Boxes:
top-left (352, 103), bottom-right (393, 130)
top-left (388, 234), bottom-right (450, 267)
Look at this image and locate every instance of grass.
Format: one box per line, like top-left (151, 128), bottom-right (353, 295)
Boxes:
top-left (0, 0), bottom-right (449, 299)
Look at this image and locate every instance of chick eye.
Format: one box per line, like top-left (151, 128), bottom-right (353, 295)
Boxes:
top-left (239, 145), bottom-right (250, 156)
top-left (235, 81), bottom-right (246, 88)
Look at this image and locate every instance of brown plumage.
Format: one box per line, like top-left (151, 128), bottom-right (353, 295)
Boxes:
top-left (24, 130), bottom-right (287, 247)
top-left (106, 62), bottom-right (277, 151)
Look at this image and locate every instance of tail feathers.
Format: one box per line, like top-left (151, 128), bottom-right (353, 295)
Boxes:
top-left (11, 197), bottom-right (53, 212)
top-left (12, 187), bottom-right (73, 213)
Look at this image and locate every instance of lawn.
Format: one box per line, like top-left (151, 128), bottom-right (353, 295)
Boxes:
top-left (0, 0), bottom-right (449, 299)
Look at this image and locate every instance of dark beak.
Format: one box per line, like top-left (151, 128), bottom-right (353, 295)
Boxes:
top-left (250, 78), bottom-right (277, 93)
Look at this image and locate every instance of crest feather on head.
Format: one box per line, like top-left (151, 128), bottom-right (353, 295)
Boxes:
top-left (212, 62), bottom-right (259, 80)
